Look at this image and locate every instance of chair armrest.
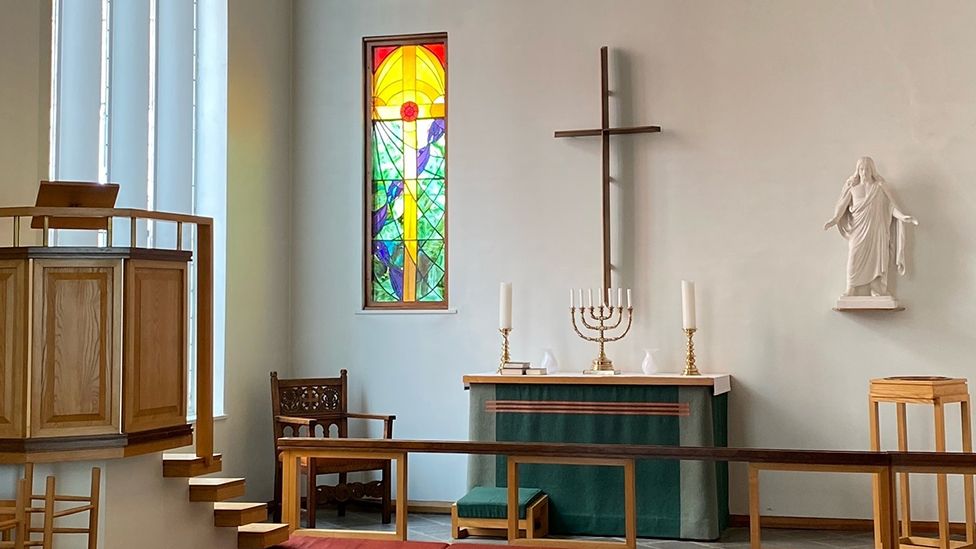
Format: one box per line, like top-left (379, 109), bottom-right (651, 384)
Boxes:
top-left (275, 415), bottom-right (316, 426)
top-left (346, 413), bottom-right (396, 422)
top-left (275, 415), bottom-right (320, 437)
top-left (346, 413), bottom-right (396, 439)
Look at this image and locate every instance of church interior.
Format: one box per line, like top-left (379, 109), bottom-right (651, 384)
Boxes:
top-left (2, 1), bottom-right (976, 548)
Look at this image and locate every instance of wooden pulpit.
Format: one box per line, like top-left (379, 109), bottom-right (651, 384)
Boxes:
top-left (0, 181), bottom-right (204, 462)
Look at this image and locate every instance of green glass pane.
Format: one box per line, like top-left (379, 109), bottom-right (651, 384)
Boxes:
top-left (372, 180), bottom-right (388, 210)
top-left (416, 248), bottom-right (433, 299)
top-left (422, 238), bottom-right (444, 264)
top-left (376, 217), bottom-right (402, 241)
top-left (372, 240), bottom-right (404, 302)
top-left (372, 121), bottom-right (404, 180)
top-left (418, 179), bottom-right (444, 208)
top-left (417, 217), bottom-right (435, 240)
top-left (420, 286), bottom-right (444, 302)
top-left (426, 209), bottom-right (444, 238)
top-left (414, 239), bottom-right (445, 302)
top-left (420, 269), bottom-right (444, 302)
top-left (372, 259), bottom-right (397, 302)
top-left (417, 179), bottom-right (445, 239)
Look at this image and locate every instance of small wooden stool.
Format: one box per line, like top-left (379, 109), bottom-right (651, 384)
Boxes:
top-left (870, 376), bottom-right (975, 549)
top-left (451, 486), bottom-right (548, 539)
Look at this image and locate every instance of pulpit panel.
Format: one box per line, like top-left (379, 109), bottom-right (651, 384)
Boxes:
top-left (0, 260), bottom-right (27, 438)
top-left (30, 260), bottom-right (122, 437)
top-left (123, 260), bottom-right (188, 432)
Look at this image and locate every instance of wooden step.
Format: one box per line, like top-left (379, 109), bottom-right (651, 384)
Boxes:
top-left (214, 502), bottom-right (268, 527)
top-left (238, 523), bottom-right (289, 549)
top-left (162, 453), bottom-right (223, 477)
top-left (188, 477), bottom-right (246, 502)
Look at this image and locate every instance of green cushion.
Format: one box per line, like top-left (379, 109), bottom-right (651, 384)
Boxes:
top-left (456, 486), bottom-right (544, 520)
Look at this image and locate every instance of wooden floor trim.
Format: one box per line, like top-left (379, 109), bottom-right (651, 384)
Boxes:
top-left (729, 514), bottom-right (971, 535)
top-left (365, 503), bottom-right (976, 533)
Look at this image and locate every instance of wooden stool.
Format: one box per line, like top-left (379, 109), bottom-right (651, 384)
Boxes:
top-left (870, 376), bottom-right (975, 549)
top-left (451, 486), bottom-right (548, 539)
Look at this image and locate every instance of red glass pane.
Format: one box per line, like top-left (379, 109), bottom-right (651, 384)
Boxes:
top-left (373, 45), bottom-right (397, 71)
top-left (423, 43), bottom-right (446, 66)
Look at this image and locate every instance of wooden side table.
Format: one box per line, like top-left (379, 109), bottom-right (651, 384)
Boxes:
top-left (870, 376), bottom-right (975, 549)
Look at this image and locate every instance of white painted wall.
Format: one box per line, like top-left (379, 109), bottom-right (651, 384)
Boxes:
top-left (0, 0), bottom-right (293, 546)
top-left (219, 0), bottom-right (294, 503)
top-left (291, 0), bottom-right (976, 521)
top-left (0, 0), bottom-right (48, 237)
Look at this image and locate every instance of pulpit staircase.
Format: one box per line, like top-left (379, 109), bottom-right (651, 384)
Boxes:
top-left (161, 453), bottom-right (289, 549)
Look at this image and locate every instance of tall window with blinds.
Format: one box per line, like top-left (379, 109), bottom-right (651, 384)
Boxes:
top-left (48, 0), bottom-right (227, 417)
top-left (364, 34), bottom-right (448, 309)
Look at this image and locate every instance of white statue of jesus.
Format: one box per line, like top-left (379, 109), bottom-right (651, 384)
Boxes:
top-left (823, 157), bottom-right (918, 304)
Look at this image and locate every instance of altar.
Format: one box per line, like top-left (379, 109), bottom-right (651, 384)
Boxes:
top-left (464, 373), bottom-right (731, 541)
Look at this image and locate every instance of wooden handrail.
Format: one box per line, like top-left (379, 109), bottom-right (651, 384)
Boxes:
top-left (0, 206), bottom-right (212, 225)
top-left (276, 437), bottom-right (976, 470)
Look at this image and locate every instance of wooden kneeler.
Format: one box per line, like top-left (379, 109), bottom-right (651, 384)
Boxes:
top-left (452, 487), bottom-right (549, 540)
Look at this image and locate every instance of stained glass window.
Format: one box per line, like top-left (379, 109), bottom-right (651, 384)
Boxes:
top-left (365, 34), bottom-right (447, 308)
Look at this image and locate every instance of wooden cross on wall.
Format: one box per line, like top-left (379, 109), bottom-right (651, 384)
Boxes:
top-left (555, 46), bottom-right (661, 292)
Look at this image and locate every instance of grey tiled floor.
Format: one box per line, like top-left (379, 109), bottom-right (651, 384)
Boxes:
top-left (309, 510), bottom-right (876, 548)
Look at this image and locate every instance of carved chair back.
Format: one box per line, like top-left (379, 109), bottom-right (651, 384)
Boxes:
top-left (270, 370), bottom-right (350, 440)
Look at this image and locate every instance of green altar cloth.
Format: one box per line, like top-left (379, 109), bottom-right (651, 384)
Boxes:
top-left (465, 373), bottom-right (730, 541)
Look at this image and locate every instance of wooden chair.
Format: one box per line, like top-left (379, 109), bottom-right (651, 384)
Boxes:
top-left (26, 464), bottom-right (101, 549)
top-left (0, 464), bottom-right (99, 549)
top-left (271, 370), bottom-right (395, 527)
top-left (0, 479), bottom-right (29, 549)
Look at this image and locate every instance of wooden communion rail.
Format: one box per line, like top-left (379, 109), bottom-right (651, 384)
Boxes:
top-left (0, 206), bottom-right (214, 465)
top-left (276, 438), bottom-right (976, 549)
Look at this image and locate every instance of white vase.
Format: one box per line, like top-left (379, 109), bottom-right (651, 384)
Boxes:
top-left (640, 349), bottom-right (659, 375)
top-left (540, 349), bottom-right (558, 372)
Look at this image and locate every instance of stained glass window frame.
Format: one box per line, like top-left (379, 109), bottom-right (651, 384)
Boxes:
top-left (363, 33), bottom-right (449, 310)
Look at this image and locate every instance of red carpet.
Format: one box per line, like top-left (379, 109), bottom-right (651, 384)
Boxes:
top-left (271, 537), bottom-right (449, 549)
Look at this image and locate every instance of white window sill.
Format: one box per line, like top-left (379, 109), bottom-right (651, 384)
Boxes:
top-left (355, 308), bottom-right (458, 316)
top-left (187, 413), bottom-right (229, 424)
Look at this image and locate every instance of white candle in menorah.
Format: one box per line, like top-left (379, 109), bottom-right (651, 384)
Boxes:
top-left (569, 287), bottom-right (634, 375)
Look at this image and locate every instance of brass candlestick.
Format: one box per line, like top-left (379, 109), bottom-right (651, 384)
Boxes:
top-left (683, 328), bottom-right (700, 376)
top-left (570, 305), bottom-right (634, 375)
top-left (497, 328), bottom-right (512, 372)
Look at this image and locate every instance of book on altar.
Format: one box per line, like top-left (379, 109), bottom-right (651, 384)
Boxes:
top-left (499, 362), bottom-right (548, 375)
top-left (499, 362), bottom-right (531, 375)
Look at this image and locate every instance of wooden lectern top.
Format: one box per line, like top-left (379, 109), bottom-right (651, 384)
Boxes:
top-left (30, 180), bottom-right (120, 230)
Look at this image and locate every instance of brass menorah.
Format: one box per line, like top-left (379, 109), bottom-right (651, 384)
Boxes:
top-left (570, 303), bottom-right (634, 375)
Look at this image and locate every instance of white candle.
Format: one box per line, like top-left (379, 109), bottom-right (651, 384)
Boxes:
top-left (569, 289), bottom-right (575, 308)
top-left (606, 288), bottom-right (612, 306)
top-left (587, 289), bottom-right (593, 308)
top-left (681, 280), bottom-right (696, 330)
top-left (627, 289), bottom-right (633, 308)
top-left (617, 288), bottom-right (624, 308)
top-left (577, 288), bottom-right (583, 307)
top-left (499, 282), bottom-right (512, 330)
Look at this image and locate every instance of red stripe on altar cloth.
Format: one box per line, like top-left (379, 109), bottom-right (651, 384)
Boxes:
top-left (484, 400), bottom-right (691, 417)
